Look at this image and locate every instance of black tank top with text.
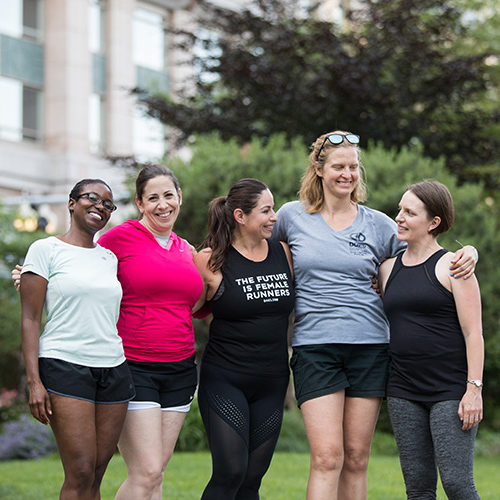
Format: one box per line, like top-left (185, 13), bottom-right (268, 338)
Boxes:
top-left (383, 249), bottom-right (467, 401)
top-left (203, 240), bottom-right (295, 376)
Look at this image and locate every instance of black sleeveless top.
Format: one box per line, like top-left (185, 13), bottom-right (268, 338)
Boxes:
top-left (203, 240), bottom-right (295, 376)
top-left (383, 249), bottom-right (467, 401)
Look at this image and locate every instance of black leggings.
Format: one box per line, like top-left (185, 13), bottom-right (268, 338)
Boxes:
top-left (198, 362), bottom-right (289, 500)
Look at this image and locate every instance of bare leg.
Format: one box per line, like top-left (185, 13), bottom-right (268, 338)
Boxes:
top-left (50, 395), bottom-right (126, 500)
top-left (50, 395), bottom-right (97, 500)
top-left (338, 397), bottom-right (381, 500)
top-left (301, 392), bottom-right (346, 500)
top-left (151, 410), bottom-right (187, 500)
top-left (92, 402), bottom-right (128, 498)
top-left (115, 408), bottom-right (186, 500)
top-left (115, 408), bottom-right (163, 500)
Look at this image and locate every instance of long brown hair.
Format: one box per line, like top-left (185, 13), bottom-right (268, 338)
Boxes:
top-left (203, 178), bottom-right (269, 272)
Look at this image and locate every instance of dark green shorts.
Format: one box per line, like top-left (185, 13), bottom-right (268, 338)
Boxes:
top-left (290, 343), bottom-right (390, 407)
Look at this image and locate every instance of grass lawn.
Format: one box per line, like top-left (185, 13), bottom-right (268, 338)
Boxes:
top-left (0, 452), bottom-right (499, 499)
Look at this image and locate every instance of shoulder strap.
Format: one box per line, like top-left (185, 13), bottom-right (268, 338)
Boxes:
top-left (423, 249), bottom-right (451, 298)
top-left (384, 253), bottom-right (404, 292)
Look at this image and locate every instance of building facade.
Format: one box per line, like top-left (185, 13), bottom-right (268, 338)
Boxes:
top-left (0, 0), bottom-right (340, 230)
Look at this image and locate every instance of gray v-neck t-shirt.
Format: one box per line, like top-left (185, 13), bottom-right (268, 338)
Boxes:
top-left (274, 201), bottom-right (405, 346)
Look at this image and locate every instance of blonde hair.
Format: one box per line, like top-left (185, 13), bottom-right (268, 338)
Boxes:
top-left (299, 130), bottom-right (367, 213)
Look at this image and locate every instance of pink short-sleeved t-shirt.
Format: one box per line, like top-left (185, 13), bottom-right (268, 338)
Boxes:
top-left (98, 220), bottom-right (203, 362)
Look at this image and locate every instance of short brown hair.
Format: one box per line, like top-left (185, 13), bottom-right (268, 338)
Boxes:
top-left (407, 180), bottom-right (455, 236)
top-left (299, 130), bottom-right (367, 213)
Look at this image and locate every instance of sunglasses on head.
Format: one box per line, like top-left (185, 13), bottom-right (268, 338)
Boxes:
top-left (316, 133), bottom-right (360, 160)
top-left (73, 192), bottom-right (117, 212)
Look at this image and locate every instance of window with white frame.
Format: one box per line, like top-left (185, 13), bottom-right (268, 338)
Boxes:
top-left (0, 0), bottom-right (43, 41)
top-left (132, 4), bottom-right (169, 161)
top-left (88, 0), bottom-right (106, 153)
top-left (0, 0), bottom-right (43, 142)
top-left (133, 7), bottom-right (166, 71)
top-left (0, 77), bottom-right (42, 141)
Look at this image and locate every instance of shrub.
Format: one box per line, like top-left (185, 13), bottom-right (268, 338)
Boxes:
top-left (0, 389), bottom-right (28, 425)
top-left (0, 414), bottom-right (57, 460)
top-left (175, 398), bottom-right (208, 452)
top-left (275, 409), bottom-right (309, 453)
top-left (371, 432), bottom-right (399, 456)
top-left (168, 133), bottom-right (308, 247)
top-left (475, 429), bottom-right (500, 457)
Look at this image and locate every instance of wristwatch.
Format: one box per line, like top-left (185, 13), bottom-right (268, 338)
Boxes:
top-left (467, 379), bottom-right (483, 388)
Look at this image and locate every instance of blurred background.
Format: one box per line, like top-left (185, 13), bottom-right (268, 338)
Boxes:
top-left (0, 0), bottom-right (499, 460)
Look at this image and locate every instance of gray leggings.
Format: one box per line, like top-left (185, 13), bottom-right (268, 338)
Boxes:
top-left (387, 397), bottom-right (480, 500)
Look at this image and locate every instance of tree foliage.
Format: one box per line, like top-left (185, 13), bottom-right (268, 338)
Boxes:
top-left (0, 205), bottom-right (45, 391)
top-left (155, 133), bottom-right (499, 429)
top-left (168, 133), bottom-right (307, 246)
top-left (136, 0), bottom-right (499, 186)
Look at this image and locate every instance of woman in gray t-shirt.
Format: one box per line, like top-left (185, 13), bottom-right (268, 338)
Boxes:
top-left (273, 131), bottom-right (477, 499)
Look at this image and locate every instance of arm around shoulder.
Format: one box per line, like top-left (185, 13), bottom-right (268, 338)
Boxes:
top-left (280, 241), bottom-right (294, 281)
top-left (378, 257), bottom-right (397, 297)
top-left (193, 248), bottom-right (222, 316)
top-left (449, 244), bottom-right (478, 279)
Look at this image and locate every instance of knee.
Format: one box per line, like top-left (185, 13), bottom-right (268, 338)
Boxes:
top-left (212, 460), bottom-right (247, 491)
top-left (144, 467), bottom-right (164, 491)
top-left (310, 447), bottom-right (344, 474)
top-left (342, 445), bottom-right (370, 474)
top-left (64, 460), bottom-right (97, 490)
top-left (130, 464), bottom-right (164, 492)
top-left (440, 475), bottom-right (477, 500)
top-left (224, 462), bottom-right (247, 487)
top-left (239, 467), bottom-right (264, 492)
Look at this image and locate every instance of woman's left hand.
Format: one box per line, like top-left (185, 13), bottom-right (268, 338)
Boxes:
top-left (458, 387), bottom-right (483, 430)
top-left (449, 246), bottom-right (478, 280)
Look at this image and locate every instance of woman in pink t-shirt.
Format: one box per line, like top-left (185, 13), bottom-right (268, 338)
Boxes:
top-left (98, 165), bottom-right (203, 500)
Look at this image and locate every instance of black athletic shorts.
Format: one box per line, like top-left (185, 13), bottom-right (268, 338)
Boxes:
top-left (127, 354), bottom-right (197, 408)
top-left (39, 357), bottom-right (135, 404)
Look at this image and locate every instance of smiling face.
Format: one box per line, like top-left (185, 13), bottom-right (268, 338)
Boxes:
top-left (316, 147), bottom-right (360, 200)
top-left (395, 190), bottom-right (440, 242)
top-left (135, 175), bottom-right (182, 236)
top-left (237, 188), bottom-right (277, 240)
top-left (69, 182), bottom-right (113, 234)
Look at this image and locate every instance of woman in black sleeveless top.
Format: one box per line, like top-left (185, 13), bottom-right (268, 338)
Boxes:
top-left (194, 178), bottom-right (295, 500)
top-left (379, 181), bottom-right (483, 500)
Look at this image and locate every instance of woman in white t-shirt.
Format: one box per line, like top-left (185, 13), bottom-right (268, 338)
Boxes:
top-left (20, 179), bottom-right (135, 500)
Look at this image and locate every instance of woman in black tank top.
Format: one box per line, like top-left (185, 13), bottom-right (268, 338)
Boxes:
top-left (193, 178), bottom-right (294, 500)
top-left (379, 181), bottom-right (483, 500)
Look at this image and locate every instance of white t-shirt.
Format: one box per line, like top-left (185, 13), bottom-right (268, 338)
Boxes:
top-left (22, 236), bottom-right (125, 367)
